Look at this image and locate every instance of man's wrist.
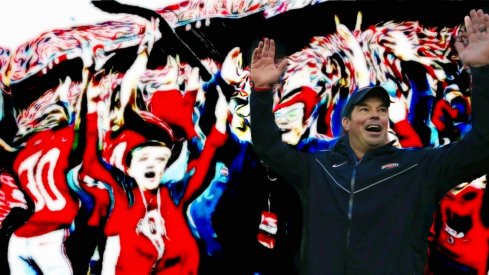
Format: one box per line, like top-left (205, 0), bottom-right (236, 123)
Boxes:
top-left (251, 81), bottom-right (272, 91)
top-left (253, 86), bottom-right (273, 92)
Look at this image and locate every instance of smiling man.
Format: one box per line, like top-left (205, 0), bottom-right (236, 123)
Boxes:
top-left (249, 9), bottom-right (489, 275)
top-left (340, 86), bottom-right (391, 158)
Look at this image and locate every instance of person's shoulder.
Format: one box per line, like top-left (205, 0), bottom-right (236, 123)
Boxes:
top-left (399, 146), bottom-right (424, 151)
top-left (395, 145), bottom-right (430, 159)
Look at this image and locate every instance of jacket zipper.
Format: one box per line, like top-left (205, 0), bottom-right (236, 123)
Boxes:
top-left (345, 163), bottom-right (358, 272)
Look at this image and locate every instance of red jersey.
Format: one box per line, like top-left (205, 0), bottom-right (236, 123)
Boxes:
top-left (156, 125), bottom-right (227, 275)
top-left (430, 182), bottom-right (489, 275)
top-left (77, 113), bottom-right (117, 227)
top-left (108, 127), bottom-right (226, 274)
top-left (149, 89), bottom-right (198, 140)
top-left (107, 187), bottom-right (198, 274)
top-left (12, 126), bottom-right (80, 237)
top-left (83, 105), bottom-right (227, 274)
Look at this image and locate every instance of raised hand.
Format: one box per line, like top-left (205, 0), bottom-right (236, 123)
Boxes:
top-left (250, 38), bottom-right (288, 89)
top-left (454, 9), bottom-right (489, 67)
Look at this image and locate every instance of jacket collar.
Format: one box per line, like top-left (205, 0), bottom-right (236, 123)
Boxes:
top-left (333, 135), bottom-right (398, 160)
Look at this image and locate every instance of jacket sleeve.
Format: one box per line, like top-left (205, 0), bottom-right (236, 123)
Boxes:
top-left (250, 90), bottom-right (308, 190)
top-left (428, 65), bottom-right (489, 199)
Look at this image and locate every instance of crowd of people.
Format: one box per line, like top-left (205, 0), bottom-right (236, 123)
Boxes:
top-left (0, 6), bottom-right (488, 275)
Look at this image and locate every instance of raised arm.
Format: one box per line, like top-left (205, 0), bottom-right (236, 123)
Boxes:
top-left (454, 9), bottom-right (489, 67)
top-left (181, 86), bottom-right (229, 203)
top-left (249, 38), bottom-right (307, 187)
top-left (112, 18), bottom-right (159, 131)
top-left (430, 9), bottom-right (489, 196)
top-left (80, 73), bottom-right (116, 186)
top-left (250, 38), bottom-right (288, 90)
top-left (454, 10), bottom-right (489, 140)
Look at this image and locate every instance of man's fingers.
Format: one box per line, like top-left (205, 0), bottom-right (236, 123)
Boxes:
top-left (252, 41), bottom-right (264, 63)
top-left (269, 39), bottom-right (276, 60)
top-left (262, 38), bottom-right (270, 57)
top-left (475, 9), bottom-right (487, 34)
top-left (482, 13), bottom-right (489, 35)
top-left (465, 14), bottom-right (474, 35)
top-left (252, 48), bottom-right (260, 64)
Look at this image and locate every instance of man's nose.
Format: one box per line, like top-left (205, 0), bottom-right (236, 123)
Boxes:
top-left (369, 110), bottom-right (381, 119)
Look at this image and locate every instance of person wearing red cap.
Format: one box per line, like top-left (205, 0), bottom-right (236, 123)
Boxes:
top-left (78, 69), bottom-right (228, 275)
top-left (79, 72), bottom-right (175, 274)
top-left (73, 18), bottom-right (229, 273)
top-left (272, 86), bottom-right (321, 146)
top-left (249, 9), bottom-right (489, 275)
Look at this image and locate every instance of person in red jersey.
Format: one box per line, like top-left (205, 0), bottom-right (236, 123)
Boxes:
top-left (82, 70), bottom-right (228, 275)
top-left (7, 76), bottom-right (82, 275)
top-left (77, 17), bottom-right (229, 274)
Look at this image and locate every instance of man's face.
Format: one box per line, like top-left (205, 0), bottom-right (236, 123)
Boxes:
top-left (342, 96), bottom-right (389, 154)
top-left (127, 145), bottom-right (172, 191)
top-left (274, 102), bottom-right (306, 145)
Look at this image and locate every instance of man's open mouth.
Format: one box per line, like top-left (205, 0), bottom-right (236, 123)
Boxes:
top-left (365, 125), bottom-right (381, 132)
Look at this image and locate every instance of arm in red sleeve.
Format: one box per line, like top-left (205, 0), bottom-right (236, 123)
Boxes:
top-left (181, 125), bottom-right (227, 203)
top-left (80, 112), bottom-right (117, 187)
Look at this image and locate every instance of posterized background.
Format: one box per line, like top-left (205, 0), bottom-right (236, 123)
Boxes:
top-left (1, 1), bottom-right (488, 274)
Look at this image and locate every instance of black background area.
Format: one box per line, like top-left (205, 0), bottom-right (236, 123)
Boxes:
top-left (176, 1), bottom-right (489, 66)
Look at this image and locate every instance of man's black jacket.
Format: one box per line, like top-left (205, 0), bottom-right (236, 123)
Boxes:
top-left (250, 65), bottom-right (489, 275)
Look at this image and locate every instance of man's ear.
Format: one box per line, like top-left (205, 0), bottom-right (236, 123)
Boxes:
top-left (342, 117), bottom-right (350, 132)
